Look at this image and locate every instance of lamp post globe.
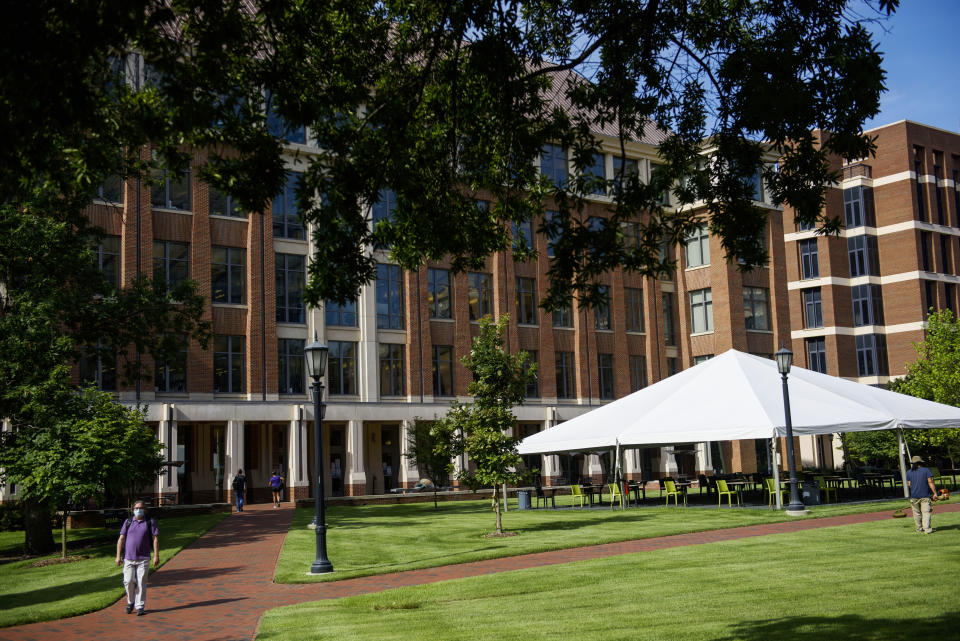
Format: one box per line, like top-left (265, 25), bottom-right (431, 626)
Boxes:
top-left (304, 334), bottom-right (333, 573)
top-left (775, 347), bottom-right (808, 515)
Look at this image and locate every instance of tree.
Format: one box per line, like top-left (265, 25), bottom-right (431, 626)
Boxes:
top-left (0, 388), bottom-right (163, 557)
top-left (404, 418), bottom-right (459, 509)
top-left (440, 316), bottom-right (536, 536)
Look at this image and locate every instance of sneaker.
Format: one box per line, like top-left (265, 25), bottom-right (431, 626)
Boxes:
top-left (125, 603), bottom-right (134, 614)
top-left (923, 529), bottom-right (935, 534)
top-left (137, 608), bottom-right (145, 616)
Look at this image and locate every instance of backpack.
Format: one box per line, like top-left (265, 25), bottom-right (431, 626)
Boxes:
top-left (120, 517), bottom-right (156, 537)
top-left (232, 475), bottom-right (244, 491)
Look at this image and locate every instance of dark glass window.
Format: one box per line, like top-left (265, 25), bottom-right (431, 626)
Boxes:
top-left (594, 285), bottom-right (611, 330)
top-left (210, 186), bottom-right (245, 218)
top-left (612, 157), bottom-right (638, 198)
top-left (843, 186), bottom-right (874, 228)
top-left (689, 288), bottom-right (713, 334)
top-left (583, 153), bottom-right (605, 195)
top-left (154, 346), bottom-right (187, 393)
top-left (856, 334), bottom-right (887, 377)
top-left (553, 299), bottom-right (573, 328)
top-left (378, 343), bottom-right (405, 396)
top-left (376, 264), bottom-right (404, 329)
top-left (625, 287), bottom-right (644, 332)
top-left (213, 335), bottom-right (244, 393)
top-left (266, 91), bottom-right (307, 144)
top-left (555, 351), bottom-right (575, 399)
top-left (516, 277), bottom-right (537, 325)
top-left (803, 288), bottom-right (823, 329)
top-left (662, 292), bottom-right (676, 346)
top-left (468, 272), bottom-right (492, 320)
top-left (799, 238), bottom-right (819, 279)
top-left (372, 188), bottom-right (396, 249)
top-left (598, 353), bottom-right (614, 400)
top-left (847, 234), bottom-right (879, 277)
top-left (427, 268), bottom-right (452, 319)
top-left (629, 355), bottom-right (647, 392)
top-left (273, 172), bottom-right (305, 239)
top-left (328, 341), bottom-right (357, 395)
top-left (151, 166), bottom-right (191, 211)
top-left (851, 284), bottom-right (884, 327)
top-left (524, 351), bottom-right (539, 398)
top-left (540, 144), bottom-right (567, 187)
top-left (685, 224), bottom-right (710, 267)
top-left (97, 175), bottom-right (123, 203)
top-left (97, 236), bottom-right (121, 288)
top-left (211, 246), bottom-right (245, 304)
top-left (275, 253), bottom-right (305, 323)
top-left (743, 286), bottom-right (770, 331)
top-left (153, 240), bottom-right (190, 290)
top-left (432, 345), bottom-right (454, 397)
top-left (277, 338), bottom-right (304, 394)
top-left (545, 209), bottom-right (561, 257)
top-left (920, 232), bottom-right (932, 271)
top-left (79, 343), bottom-right (117, 392)
top-left (805, 337), bottom-right (827, 374)
top-left (325, 299), bottom-right (357, 327)
top-left (512, 220), bottom-right (534, 252)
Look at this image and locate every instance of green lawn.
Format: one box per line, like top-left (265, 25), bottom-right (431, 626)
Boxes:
top-left (259, 510), bottom-right (960, 641)
top-left (274, 497), bottom-right (913, 583)
top-left (0, 512), bottom-right (228, 628)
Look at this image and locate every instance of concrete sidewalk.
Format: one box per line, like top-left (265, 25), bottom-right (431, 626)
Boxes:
top-left (5, 501), bottom-right (957, 641)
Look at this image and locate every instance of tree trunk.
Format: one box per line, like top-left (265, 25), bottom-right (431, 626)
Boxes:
top-left (23, 498), bottom-right (55, 556)
top-left (493, 486), bottom-right (502, 535)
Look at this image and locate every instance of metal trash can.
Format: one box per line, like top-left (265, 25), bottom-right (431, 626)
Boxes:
top-left (517, 490), bottom-right (531, 510)
top-left (800, 481), bottom-right (821, 506)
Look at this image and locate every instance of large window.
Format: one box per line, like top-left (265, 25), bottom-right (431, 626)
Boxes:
top-left (583, 153), bottom-right (605, 195)
top-left (689, 288), bottom-right (713, 334)
top-left (612, 157), bottom-right (638, 198)
top-left (629, 355), bottom-right (647, 392)
top-left (685, 224), bottom-right (710, 268)
top-left (328, 341), bottom-right (357, 395)
top-left (154, 347), bottom-right (187, 393)
top-left (153, 240), bottom-right (189, 288)
top-left (662, 292), bottom-right (676, 346)
top-left (432, 345), bottom-right (454, 397)
top-left (151, 166), bottom-right (191, 211)
top-left (427, 268), bottom-right (452, 319)
top-left (625, 287), bottom-right (644, 332)
top-left (516, 277), bottom-right (537, 325)
top-left (856, 334), bottom-right (888, 377)
top-left (378, 343), bottom-right (406, 396)
top-left (97, 175), bottom-right (123, 203)
top-left (79, 344), bottom-right (117, 392)
top-left (555, 351), bottom-right (575, 399)
top-left (273, 172), bottom-right (305, 240)
top-left (848, 234), bottom-right (879, 277)
top-left (650, 163), bottom-right (671, 205)
top-left (843, 186), bottom-right (873, 228)
top-left (325, 299), bottom-right (357, 327)
top-left (799, 238), bottom-right (819, 279)
top-left (97, 236), bottom-right (121, 288)
top-left (213, 335), bottom-right (244, 393)
top-left (524, 351), bottom-right (539, 398)
top-left (914, 146), bottom-right (926, 220)
top-left (372, 188), bottom-right (396, 249)
top-left (805, 337), bottom-right (827, 374)
top-left (468, 272), bottom-right (492, 320)
top-left (545, 210), bottom-right (562, 257)
top-left (540, 144), bottom-right (567, 187)
top-left (594, 285), bottom-right (611, 330)
top-left (376, 263), bottom-right (404, 329)
top-left (803, 288), bottom-right (823, 328)
top-left (852, 284), bottom-right (884, 327)
top-left (209, 186), bottom-right (245, 218)
top-left (275, 253), bottom-right (305, 323)
top-left (211, 246), bottom-right (245, 304)
top-left (512, 220), bottom-right (534, 252)
top-left (265, 91), bottom-right (307, 144)
top-left (920, 231), bottom-right (932, 271)
top-left (743, 286), bottom-right (770, 331)
top-left (277, 338), bottom-right (304, 394)
top-left (553, 299), bottom-right (573, 328)
top-left (598, 353), bottom-right (614, 400)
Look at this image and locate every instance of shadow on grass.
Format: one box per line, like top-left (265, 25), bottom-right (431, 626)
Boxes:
top-left (718, 613), bottom-right (959, 641)
top-left (3, 573), bottom-right (121, 608)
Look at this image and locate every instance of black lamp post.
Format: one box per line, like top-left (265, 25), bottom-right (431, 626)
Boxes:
top-left (304, 334), bottom-right (333, 574)
top-left (775, 347), bottom-right (808, 515)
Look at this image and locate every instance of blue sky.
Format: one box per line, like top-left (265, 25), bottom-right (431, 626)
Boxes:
top-left (864, 0), bottom-right (960, 132)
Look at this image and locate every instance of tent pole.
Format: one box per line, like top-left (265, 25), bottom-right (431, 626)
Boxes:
top-left (772, 432), bottom-right (782, 510)
top-left (897, 427), bottom-right (910, 499)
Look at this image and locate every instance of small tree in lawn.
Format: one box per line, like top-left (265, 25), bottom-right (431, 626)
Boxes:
top-left (445, 315), bottom-right (536, 536)
top-left (404, 417), bottom-right (459, 509)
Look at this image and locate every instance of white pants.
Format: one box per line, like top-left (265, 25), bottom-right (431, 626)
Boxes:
top-left (123, 559), bottom-right (150, 609)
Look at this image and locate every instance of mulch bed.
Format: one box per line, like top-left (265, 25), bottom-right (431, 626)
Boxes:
top-left (30, 554), bottom-right (90, 568)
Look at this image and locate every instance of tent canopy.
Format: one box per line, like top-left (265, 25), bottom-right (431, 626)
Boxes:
top-left (518, 349), bottom-right (960, 455)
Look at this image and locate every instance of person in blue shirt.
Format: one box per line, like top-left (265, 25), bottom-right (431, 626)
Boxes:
top-left (905, 455), bottom-right (938, 534)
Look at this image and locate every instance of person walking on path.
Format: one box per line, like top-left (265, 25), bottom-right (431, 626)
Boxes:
top-left (232, 469), bottom-right (247, 512)
top-left (906, 455), bottom-right (938, 534)
top-left (270, 471), bottom-right (284, 508)
top-left (115, 500), bottom-right (160, 615)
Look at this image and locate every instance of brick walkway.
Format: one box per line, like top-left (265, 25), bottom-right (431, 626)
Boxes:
top-left (5, 501), bottom-right (958, 641)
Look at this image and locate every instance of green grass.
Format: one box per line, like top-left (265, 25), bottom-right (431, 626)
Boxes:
top-left (259, 510), bottom-right (960, 641)
top-left (0, 512), bottom-right (228, 628)
top-left (274, 496), bottom-right (914, 584)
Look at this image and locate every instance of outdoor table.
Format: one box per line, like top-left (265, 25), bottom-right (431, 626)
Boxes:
top-left (674, 480), bottom-right (692, 505)
top-left (626, 481), bottom-right (645, 506)
top-left (724, 479), bottom-right (749, 504)
top-left (940, 469), bottom-right (960, 489)
top-left (580, 484), bottom-right (603, 507)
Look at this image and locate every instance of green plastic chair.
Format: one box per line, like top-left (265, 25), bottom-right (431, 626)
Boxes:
top-left (570, 484), bottom-right (585, 509)
top-left (716, 479), bottom-right (740, 507)
top-left (816, 476), bottom-right (837, 503)
top-left (608, 483), bottom-right (624, 509)
top-left (764, 478), bottom-right (788, 507)
top-left (664, 480), bottom-right (685, 506)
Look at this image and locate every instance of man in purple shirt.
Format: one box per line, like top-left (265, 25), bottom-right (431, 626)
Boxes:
top-left (115, 500), bottom-right (160, 615)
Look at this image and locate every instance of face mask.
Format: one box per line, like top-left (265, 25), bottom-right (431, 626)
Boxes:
top-left (133, 509), bottom-right (144, 518)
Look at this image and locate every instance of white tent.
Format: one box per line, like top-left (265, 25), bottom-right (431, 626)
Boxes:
top-left (518, 350), bottom-right (960, 504)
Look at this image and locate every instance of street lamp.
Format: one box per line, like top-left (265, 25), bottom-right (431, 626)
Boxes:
top-left (775, 347), bottom-right (808, 516)
top-left (304, 333), bottom-right (333, 574)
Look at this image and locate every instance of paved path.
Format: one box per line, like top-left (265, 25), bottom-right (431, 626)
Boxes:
top-left (5, 501), bottom-right (958, 641)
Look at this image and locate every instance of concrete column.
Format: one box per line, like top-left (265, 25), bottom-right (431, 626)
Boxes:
top-left (399, 419), bottom-right (417, 488)
top-left (358, 280), bottom-right (379, 402)
top-left (585, 454), bottom-right (603, 482)
top-left (287, 406), bottom-right (308, 500)
top-left (157, 404), bottom-right (178, 499)
top-left (346, 419), bottom-right (366, 495)
top-left (225, 419), bottom-right (244, 503)
top-left (696, 442), bottom-right (710, 475)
